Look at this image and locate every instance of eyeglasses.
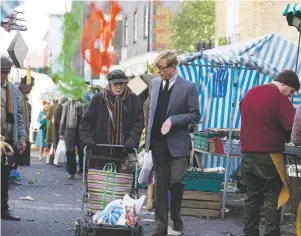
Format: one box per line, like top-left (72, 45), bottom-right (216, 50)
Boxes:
top-left (155, 65), bottom-right (172, 72)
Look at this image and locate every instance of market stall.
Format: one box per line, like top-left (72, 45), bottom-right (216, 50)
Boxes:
top-left (177, 34), bottom-right (301, 218)
top-left (283, 4), bottom-right (301, 234)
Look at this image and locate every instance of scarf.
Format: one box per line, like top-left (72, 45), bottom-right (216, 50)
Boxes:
top-left (67, 100), bottom-right (77, 128)
top-left (103, 87), bottom-right (129, 145)
top-left (6, 83), bottom-right (14, 124)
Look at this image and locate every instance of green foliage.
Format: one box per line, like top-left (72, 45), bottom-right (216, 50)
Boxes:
top-left (218, 37), bottom-right (228, 46)
top-left (170, 1), bottom-right (215, 52)
top-left (147, 64), bottom-right (158, 74)
top-left (51, 2), bottom-right (87, 100)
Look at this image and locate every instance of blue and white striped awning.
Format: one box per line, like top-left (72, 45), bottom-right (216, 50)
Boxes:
top-left (178, 34), bottom-right (301, 174)
top-left (1, 1), bottom-right (22, 22)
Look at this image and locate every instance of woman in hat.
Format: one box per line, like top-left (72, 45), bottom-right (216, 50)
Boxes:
top-left (36, 100), bottom-right (49, 160)
top-left (80, 69), bottom-right (144, 170)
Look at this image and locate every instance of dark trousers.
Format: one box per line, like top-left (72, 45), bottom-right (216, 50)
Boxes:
top-left (1, 140), bottom-right (13, 213)
top-left (17, 141), bottom-right (31, 166)
top-left (151, 140), bottom-right (187, 229)
top-left (1, 162), bottom-right (10, 212)
top-left (242, 153), bottom-right (283, 236)
top-left (66, 145), bottom-right (83, 175)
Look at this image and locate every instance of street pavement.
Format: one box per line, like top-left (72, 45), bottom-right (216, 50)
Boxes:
top-left (1, 152), bottom-right (296, 236)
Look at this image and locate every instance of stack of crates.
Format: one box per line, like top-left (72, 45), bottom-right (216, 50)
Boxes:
top-left (193, 131), bottom-right (216, 151)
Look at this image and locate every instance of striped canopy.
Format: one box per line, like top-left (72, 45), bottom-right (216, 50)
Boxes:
top-left (1, 1), bottom-right (21, 22)
top-left (283, 3), bottom-right (301, 31)
top-left (178, 34), bottom-right (301, 173)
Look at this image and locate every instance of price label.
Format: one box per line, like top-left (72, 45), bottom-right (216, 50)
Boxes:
top-left (286, 164), bottom-right (301, 177)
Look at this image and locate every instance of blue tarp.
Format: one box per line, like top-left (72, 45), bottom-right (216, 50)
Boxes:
top-left (177, 34), bottom-right (301, 174)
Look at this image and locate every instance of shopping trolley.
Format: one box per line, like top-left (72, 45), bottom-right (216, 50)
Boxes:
top-left (75, 144), bottom-right (144, 236)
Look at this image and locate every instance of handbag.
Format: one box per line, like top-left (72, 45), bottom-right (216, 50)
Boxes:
top-left (86, 164), bottom-right (133, 213)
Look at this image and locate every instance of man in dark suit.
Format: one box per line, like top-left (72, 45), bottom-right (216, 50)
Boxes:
top-left (145, 51), bottom-right (200, 236)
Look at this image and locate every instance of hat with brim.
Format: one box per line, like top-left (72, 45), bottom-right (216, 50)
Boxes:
top-left (107, 69), bottom-right (127, 83)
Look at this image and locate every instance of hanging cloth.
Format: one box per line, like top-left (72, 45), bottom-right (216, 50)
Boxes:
top-left (81, 1), bottom-right (121, 77)
top-left (269, 153), bottom-right (290, 209)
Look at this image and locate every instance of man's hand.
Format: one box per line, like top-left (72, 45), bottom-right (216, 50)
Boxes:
top-left (17, 138), bottom-right (26, 154)
top-left (60, 135), bottom-right (64, 140)
top-left (161, 117), bottom-right (172, 135)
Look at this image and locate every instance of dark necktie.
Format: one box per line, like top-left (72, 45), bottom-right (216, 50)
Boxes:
top-left (164, 80), bottom-right (169, 94)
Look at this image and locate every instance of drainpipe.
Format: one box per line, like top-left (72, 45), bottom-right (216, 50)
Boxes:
top-left (147, 0), bottom-right (151, 52)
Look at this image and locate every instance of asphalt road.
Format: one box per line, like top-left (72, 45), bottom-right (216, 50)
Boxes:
top-left (1, 152), bottom-right (296, 236)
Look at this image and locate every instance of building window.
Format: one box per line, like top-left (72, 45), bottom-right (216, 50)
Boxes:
top-left (124, 17), bottom-right (128, 46)
top-left (133, 11), bottom-right (138, 43)
top-left (144, 5), bottom-right (149, 38)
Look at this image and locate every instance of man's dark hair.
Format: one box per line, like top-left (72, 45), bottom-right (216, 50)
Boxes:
top-left (20, 76), bottom-right (35, 86)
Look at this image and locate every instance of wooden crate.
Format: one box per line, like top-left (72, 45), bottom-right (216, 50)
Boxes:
top-left (181, 190), bottom-right (222, 218)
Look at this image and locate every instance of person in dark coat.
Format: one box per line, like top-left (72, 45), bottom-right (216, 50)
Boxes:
top-left (80, 69), bottom-right (144, 170)
top-left (59, 97), bottom-right (87, 179)
top-left (53, 97), bottom-right (68, 150)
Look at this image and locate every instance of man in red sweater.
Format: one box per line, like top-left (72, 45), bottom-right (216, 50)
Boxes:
top-left (240, 69), bottom-right (300, 236)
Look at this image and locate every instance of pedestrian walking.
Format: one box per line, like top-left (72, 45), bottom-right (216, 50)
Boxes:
top-left (1, 56), bottom-right (26, 221)
top-left (240, 69), bottom-right (300, 236)
top-left (80, 69), bottom-right (144, 170)
top-left (53, 97), bottom-right (68, 150)
top-left (10, 76), bottom-right (34, 182)
top-left (59, 97), bottom-right (87, 179)
top-left (36, 100), bottom-right (49, 160)
top-left (45, 99), bottom-right (58, 163)
top-left (145, 50), bottom-right (200, 235)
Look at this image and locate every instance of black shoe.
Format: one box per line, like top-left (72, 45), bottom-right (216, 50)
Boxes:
top-left (173, 221), bottom-right (184, 232)
top-left (1, 210), bottom-right (21, 221)
top-left (152, 227), bottom-right (168, 236)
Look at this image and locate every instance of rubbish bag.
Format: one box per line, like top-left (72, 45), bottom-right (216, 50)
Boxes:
top-left (92, 199), bottom-right (124, 225)
top-left (54, 140), bottom-right (66, 167)
top-left (138, 151), bottom-right (153, 185)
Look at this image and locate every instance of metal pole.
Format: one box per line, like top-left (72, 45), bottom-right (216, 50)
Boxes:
top-left (222, 66), bottom-right (238, 218)
top-left (295, 24), bottom-right (301, 72)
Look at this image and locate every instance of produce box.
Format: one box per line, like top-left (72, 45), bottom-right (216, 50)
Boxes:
top-left (193, 132), bottom-right (215, 151)
top-left (184, 167), bottom-right (225, 192)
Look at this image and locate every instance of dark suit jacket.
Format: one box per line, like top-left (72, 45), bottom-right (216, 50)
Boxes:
top-left (145, 75), bottom-right (200, 157)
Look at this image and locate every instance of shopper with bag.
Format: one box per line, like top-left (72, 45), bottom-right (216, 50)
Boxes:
top-left (80, 69), bottom-right (144, 171)
top-left (59, 97), bottom-right (87, 179)
top-left (145, 51), bottom-right (200, 235)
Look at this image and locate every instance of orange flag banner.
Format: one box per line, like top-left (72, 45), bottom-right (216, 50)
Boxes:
top-left (81, 1), bottom-right (121, 77)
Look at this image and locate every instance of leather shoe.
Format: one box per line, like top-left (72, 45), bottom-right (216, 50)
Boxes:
top-left (173, 221), bottom-right (184, 232)
top-left (1, 210), bottom-right (21, 221)
top-left (152, 227), bottom-right (168, 236)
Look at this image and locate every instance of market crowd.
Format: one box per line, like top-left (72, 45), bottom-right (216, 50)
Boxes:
top-left (1, 51), bottom-right (301, 236)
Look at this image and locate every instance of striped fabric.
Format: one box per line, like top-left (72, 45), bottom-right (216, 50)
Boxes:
top-left (1, 1), bottom-right (21, 22)
top-left (178, 34), bottom-right (301, 177)
top-left (86, 169), bottom-right (133, 213)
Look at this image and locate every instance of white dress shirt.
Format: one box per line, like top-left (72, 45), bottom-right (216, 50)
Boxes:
top-left (162, 74), bottom-right (177, 90)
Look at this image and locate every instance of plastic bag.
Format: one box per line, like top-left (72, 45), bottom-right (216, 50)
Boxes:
top-left (92, 199), bottom-right (123, 225)
top-left (138, 151), bottom-right (153, 185)
top-left (117, 194), bottom-right (146, 227)
top-left (54, 140), bottom-right (66, 166)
